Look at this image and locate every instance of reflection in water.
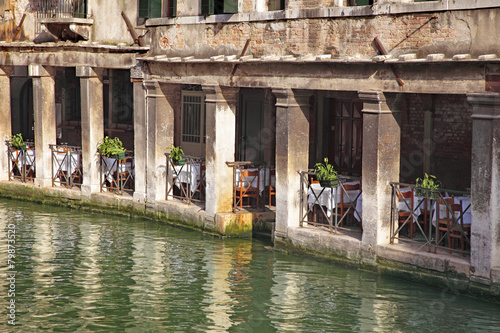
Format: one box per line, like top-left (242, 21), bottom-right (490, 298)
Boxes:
top-left (0, 199), bottom-right (499, 332)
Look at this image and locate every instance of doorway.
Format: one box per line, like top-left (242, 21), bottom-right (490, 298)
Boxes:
top-left (328, 99), bottom-right (363, 176)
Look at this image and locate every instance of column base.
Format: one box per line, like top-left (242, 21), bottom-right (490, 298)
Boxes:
top-left (81, 184), bottom-right (100, 198)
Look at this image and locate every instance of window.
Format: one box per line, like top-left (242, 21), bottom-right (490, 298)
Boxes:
top-left (181, 91), bottom-right (206, 157)
top-left (139, 0), bottom-right (162, 18)
top-left (202, 0), bottom-right (238, 15)
top-left (268, 0), bottom-right (285, 11)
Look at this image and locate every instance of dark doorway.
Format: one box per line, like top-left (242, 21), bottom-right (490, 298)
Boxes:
top-left (238, 89), bottom-right (264, 164)
top-left (15, 78), bottom-right (34, 141)
top-left (328, 99), bottom-right (363, 176)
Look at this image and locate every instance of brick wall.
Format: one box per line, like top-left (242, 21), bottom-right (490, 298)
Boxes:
top-left (155, 11), bottom-right (466, 58)
top-left (400, 93), bottom-right (472, 190)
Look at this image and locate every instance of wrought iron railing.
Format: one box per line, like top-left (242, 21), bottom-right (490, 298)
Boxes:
top-left (50, 144), bottom-right (82, 188)
top-left (299, 170), bottom-right (362, 234)
top-left (32, 0), bottom-right (89, 33)
top-left (389, 182), bottom-right (471, 256)
top-left (100, 151), bottom-right (134, 195)
top-left (166, 154), bottom-right (206, 204)
top-left (6, 142), bottom-right (36, 183)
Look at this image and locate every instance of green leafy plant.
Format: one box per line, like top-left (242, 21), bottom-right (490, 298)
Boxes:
top-left (8, 133), bottom-right (26, 150)
top-left (415, 173), bottom-right (441, 199)
top-left (97, 136), bottom-right (126, 158)
top-left (416, 173), bottom-right (441, 190)
top-left (314, 158), bottom-right (338, 187)
top-left (167, 146), bottom-right (184, 164)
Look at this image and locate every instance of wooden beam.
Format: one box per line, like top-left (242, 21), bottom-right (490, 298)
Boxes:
top-left (373, 37), bottom-right (404, 89)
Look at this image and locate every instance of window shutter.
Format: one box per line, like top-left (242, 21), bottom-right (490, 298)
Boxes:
top-left (139, 0), bottom-right (149, 18)
top-left (150, 0), bottom-right (162, 18)
top-left (168, 0), bottom-right (177, 17)
top-left (201, 0), bottom-right (214, 15)
top-left (223, 0), bottom-right (237, 13)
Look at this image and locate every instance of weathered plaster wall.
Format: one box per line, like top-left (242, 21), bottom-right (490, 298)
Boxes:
top-left (88, 0), bottom-right (136, 44)
top-left (149, 8), bottom-right (500, 60)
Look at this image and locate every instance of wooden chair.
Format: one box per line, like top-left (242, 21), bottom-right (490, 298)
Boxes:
top-left (436, 197), bottom-right (455, 247)
top-left (309, 177), bottom-right (325, 225)
top-left (268, 168), bottom-right (276, 207)
top-left (235, 169), bottom-right (260, 209)
top-left (336, 182), bottom-right (360, 227)
top-left (193, 164), bottom-right (206, 201)
top-left (398, 188), bottom-right (415, 238)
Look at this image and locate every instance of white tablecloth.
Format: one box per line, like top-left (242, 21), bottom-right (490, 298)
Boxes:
top-left (432, 196), bottom-right (472, 227)
top-left (53, 151), bottom-right (80, 176)
top-left (11, 149), bottom-right (35, 168)
top-left (103, 157), bottom-right (134, 183)
top-left (173, 163), bottom-right (203, 193)
top-left (235, 167), bottom-right (272, 194)
top-left (308, 182), bottom-right (361, 218)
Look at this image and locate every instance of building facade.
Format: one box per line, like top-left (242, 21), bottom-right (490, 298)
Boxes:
top-left (0, 0), bottom-right (499, 297)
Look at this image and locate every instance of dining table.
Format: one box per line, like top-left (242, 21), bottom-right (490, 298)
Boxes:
top-left (431, 196), bottom-right (472, 227)
top-left (103, 157), bottom-right (134, 183)
top-left (172, 162), bottom-right (204, 193)
top-left (52, 150), bottom-right (81, 178)
top-left (307, 181), bottom-right (361, 219)
top-left (234, 167), bottom-right (273, 194)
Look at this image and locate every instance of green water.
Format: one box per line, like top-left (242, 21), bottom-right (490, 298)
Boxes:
top-left (1, 199), bottom-right (499, 332)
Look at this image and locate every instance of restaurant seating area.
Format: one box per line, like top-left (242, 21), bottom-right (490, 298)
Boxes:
top-left (100, 151), bottom-right (135, 195)
top-left (225, 161), bottom-right (276, 212)
top-left (7, 142), bottom-right (36, 183)
top-left (299, 170), bottom-right (363, 235)
top-left (166, 155), bottom-right (206, 204)
top-left (50, 144), bottom-right (82, 188)
top-left (389, 183), bottom-right (472, 257)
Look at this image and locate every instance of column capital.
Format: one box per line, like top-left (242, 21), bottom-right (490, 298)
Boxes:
top-left (28, 64), bottom-right (55, 77)
top-left (143, 80), bottom-right (160, 94)
top-left (76, 66), bottom-right (101, 78)
top-left (467, 93), bottom-right (500, 120)
top-left (271, 88), bottom-right (312, 108)
top-left (358, 91), bottom-right (402, 114)
top-left (202, 85), bottom-right (239, 104)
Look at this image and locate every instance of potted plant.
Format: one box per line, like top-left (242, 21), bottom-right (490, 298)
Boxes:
top-left (97, 136), bottom-right (126, 159)
top-left (8, 133), bottom-right (26, 150)
top-left (415, 173), bottom-right (441, 199)
top-left (314, 158), bottom-right (338, 187)
top-left (168, 146), bottom-right (185, 165)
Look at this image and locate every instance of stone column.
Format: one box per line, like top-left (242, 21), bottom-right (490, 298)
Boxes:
top-left (467, 93), bottom-right (500, 284)
top-left (359, 91), bottom-right (401, 261)
top-left (77, 66), bottom-right (103, 198)
top-left (132, 71), bottom-right (146, 204)
top-left (30, 64), bottom-right (56, 188)
top-left (203, 85), bottom-right (239, 220)
top-left (0, 67), bottom-right (12, 181)
top-left (272, 88), bottom-right (312, 241)
top-left (144, 81), bottom-right (176, 204)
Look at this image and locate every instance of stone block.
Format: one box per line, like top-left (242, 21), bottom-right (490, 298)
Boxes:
top-left (215, 212), bottom-right (253, 237)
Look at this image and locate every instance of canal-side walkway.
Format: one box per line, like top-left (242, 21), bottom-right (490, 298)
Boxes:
top-left (0, 180), bottom-right (498, 303)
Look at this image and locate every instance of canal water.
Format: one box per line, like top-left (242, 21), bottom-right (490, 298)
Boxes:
top-left (1, 199), bottom-right (499, 332)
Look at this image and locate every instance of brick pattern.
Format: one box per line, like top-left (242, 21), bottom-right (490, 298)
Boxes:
top-left (401, 94), bottom-right (472, 160)
top-left (157, 13), bottom-right (459, 58)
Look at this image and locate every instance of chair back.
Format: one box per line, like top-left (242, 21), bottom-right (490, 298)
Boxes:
top-left (398, 187), bottom-right (414, 212)
top-left (239, 169), bottom-right (259, 189)
top-left (437, 197), bottom-right (454, 222)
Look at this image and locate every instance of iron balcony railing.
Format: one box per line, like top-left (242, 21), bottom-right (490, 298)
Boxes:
top-left (299, 170), bottom-right (362, 234)
top-left (100, 151), bottom-right (135, 195)
top-left (50, 144), bottom-right (82, 188)
top-left (226, 161), bottom-right (273, 213)
top-left (6, 141), bottom-right (36, 183)
top-left (166, 154), bottom-right (206, 204)
top-left (389, 182), bottom-right (471, 256)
